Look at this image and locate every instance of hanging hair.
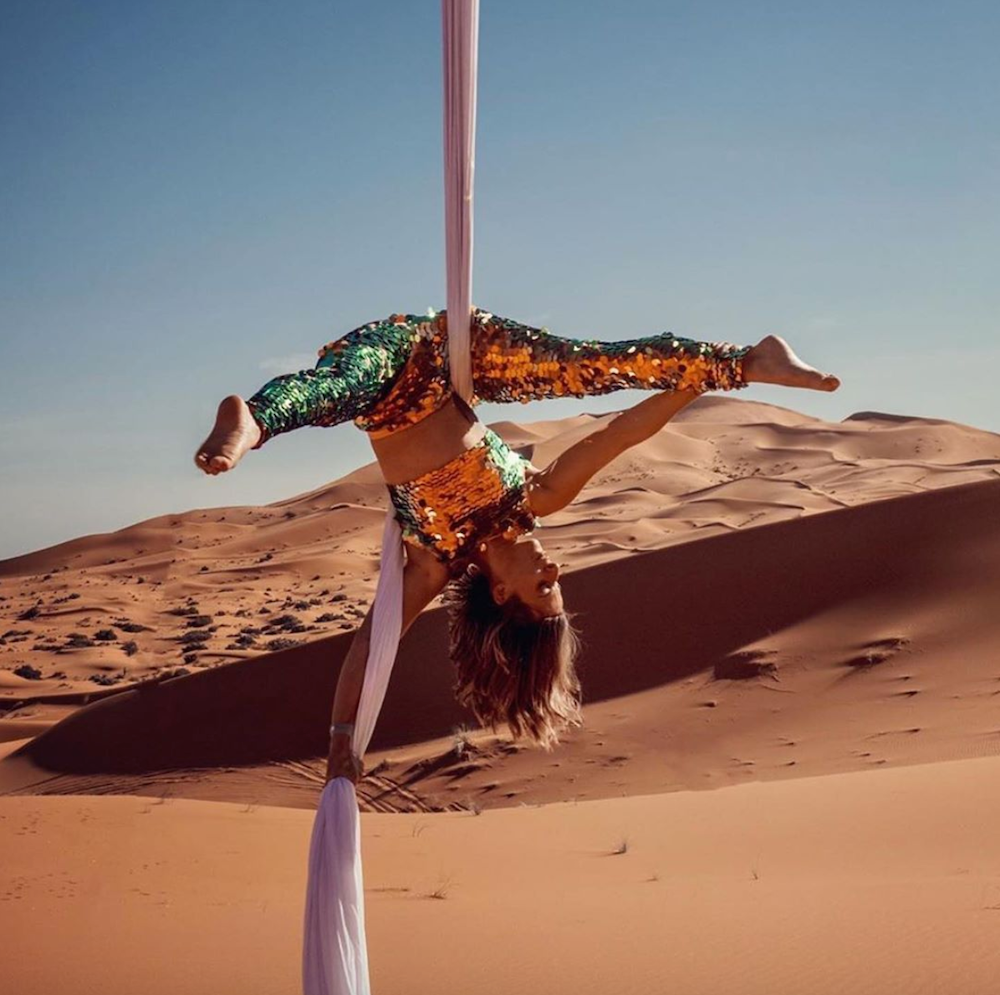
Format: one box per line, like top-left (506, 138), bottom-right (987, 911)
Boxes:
top-left (446, 566), bottom-right (584, 751)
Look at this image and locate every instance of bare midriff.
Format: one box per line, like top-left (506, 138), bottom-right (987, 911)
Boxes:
top-left (370, 395), bottom-right (487, 486)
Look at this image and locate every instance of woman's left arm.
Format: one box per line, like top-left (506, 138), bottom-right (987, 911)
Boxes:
top-left (325, 542), bottom-right (449, 783)
top-left (327, 543), bottom-right (449, 732)
top-left (527, 388), bottom-right (700, 517)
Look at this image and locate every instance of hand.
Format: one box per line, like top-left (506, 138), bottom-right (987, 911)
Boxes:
top-left (325, 734), bottom-right (363, 785)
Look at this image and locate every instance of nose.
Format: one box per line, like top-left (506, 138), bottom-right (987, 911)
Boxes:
top-left (544, 560), bottom-right (560, 582)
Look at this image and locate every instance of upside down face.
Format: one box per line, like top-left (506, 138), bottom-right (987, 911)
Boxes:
top-left (475, 536), bottom-right (564, 619)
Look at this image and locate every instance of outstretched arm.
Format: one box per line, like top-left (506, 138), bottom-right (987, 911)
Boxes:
top-left (527, 387), bottom-right (700, 517)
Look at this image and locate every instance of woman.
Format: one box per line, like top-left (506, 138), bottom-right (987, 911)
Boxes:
top-left (194, 308), bottom-right (840, 782)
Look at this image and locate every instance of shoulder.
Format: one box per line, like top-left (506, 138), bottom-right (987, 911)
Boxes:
top-left (403, 540), bottom-right (451, 587)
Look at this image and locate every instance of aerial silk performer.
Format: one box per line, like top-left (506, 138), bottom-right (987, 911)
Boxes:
top-left (193, 3), bottom-right (840, 991)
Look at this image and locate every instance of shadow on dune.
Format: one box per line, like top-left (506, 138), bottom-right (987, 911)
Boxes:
top-left (12, 477), bottom-right (1000, 777)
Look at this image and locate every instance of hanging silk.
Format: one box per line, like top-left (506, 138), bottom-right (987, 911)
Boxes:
top-left (301, 3), bottom-right (480, 993)
top-left (442, 0), bottom-right (479, 403)
top-left (301, 514), bottom-right (404, 995)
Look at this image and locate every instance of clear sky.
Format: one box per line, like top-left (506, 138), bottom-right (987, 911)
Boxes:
top-left (2, 0), bottom-right (998, 561)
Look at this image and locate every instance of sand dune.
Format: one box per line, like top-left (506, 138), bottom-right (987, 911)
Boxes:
top-left (5, 471), bottom-right (998, 817)
top-left (2, 397), bottom-right (998, 811)
top-left (3, 396), bottom-right (1000, 993)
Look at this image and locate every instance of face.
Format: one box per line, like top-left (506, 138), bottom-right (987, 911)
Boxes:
top-left (478, 536), bottom-right (563, 618)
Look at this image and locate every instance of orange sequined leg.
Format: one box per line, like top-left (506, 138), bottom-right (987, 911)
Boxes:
top-left (471, 312), bottom-right (750, 404)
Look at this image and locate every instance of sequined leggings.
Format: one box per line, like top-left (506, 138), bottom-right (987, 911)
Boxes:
top-left (245, 311), bottom-right (751, 446)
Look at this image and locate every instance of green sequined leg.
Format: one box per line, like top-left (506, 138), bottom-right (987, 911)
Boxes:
top-left (471, 312), bottom-right (751, 405)
top-left (245, 318), bottom-right (417, 447)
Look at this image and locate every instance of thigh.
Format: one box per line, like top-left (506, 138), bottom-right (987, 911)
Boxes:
top-left (247, 316), bottom-right (418, 442)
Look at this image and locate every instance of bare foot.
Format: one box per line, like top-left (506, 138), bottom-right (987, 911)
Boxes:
top-left (742, 335), bottom-right (841, 392)
top-left (194, 395), bottom-right (263, 475)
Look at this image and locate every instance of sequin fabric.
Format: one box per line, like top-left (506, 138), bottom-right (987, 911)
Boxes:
top-left (386, 427), bottom-right (536, 561)
top-left (246, 314), bottom-right (420, 447)
top-left (243, 309), bottom-right (752, 561)
top-left (471, 311), bottom-right (751, 407)
top-left (245, 308), bottom-right (751, 446)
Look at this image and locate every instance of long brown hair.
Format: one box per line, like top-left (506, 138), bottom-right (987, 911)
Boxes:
top-left (446, 567), bottom-right (584, 751)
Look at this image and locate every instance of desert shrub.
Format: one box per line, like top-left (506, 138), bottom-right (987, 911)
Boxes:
top-left (89, 673), bottom-right (120, 686)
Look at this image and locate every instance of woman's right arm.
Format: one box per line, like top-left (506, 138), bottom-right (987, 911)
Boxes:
top-left (326, 543), bottom-right (449, 783)
top-left (525, 387), bottom-right (701, 518)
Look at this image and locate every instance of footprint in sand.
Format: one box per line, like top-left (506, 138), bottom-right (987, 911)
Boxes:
top-left (713, 648), bottom-right (778, 681)
top-left (842, 635), bottom-right (910, 670)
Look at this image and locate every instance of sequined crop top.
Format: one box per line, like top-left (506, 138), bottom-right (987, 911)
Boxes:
top-left (386, 426), bottom-right (537, 563)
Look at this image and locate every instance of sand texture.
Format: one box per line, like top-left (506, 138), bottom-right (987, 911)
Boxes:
top-left (2, 395), bottom-right (1000, 993)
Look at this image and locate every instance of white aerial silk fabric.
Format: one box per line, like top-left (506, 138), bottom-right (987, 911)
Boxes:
top-left (441, 0), bottom-right (479, 403)
top-left (301, 3), bottom-right (479, 993)
top-left (301, 513), bottom-right (403, 994)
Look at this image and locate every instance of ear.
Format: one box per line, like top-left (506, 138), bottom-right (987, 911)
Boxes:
top-left (490, 582), bottom-right (509, 606)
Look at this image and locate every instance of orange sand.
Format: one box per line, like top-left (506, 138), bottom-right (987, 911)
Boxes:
top-left (2, 396), bottom-right (1000, 993)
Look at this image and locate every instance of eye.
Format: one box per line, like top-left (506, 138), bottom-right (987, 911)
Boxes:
top-left (537, 581), bottom-right (552, 596)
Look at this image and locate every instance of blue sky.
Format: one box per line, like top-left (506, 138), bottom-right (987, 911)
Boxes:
top-left (2, 0), bottom-right (998, 560)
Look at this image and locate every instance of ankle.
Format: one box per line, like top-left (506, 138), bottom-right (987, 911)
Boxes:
top-left (243, 399), bottom-right (266, 449)
top-left (740, 344), bottom-right (762, 383)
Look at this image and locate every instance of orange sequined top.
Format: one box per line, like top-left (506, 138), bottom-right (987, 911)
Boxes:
top-left (385, 425), bottom-right (537, 563)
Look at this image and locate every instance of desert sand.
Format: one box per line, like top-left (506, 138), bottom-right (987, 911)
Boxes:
top-left (2, 394), bottom-right (1000, 994)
